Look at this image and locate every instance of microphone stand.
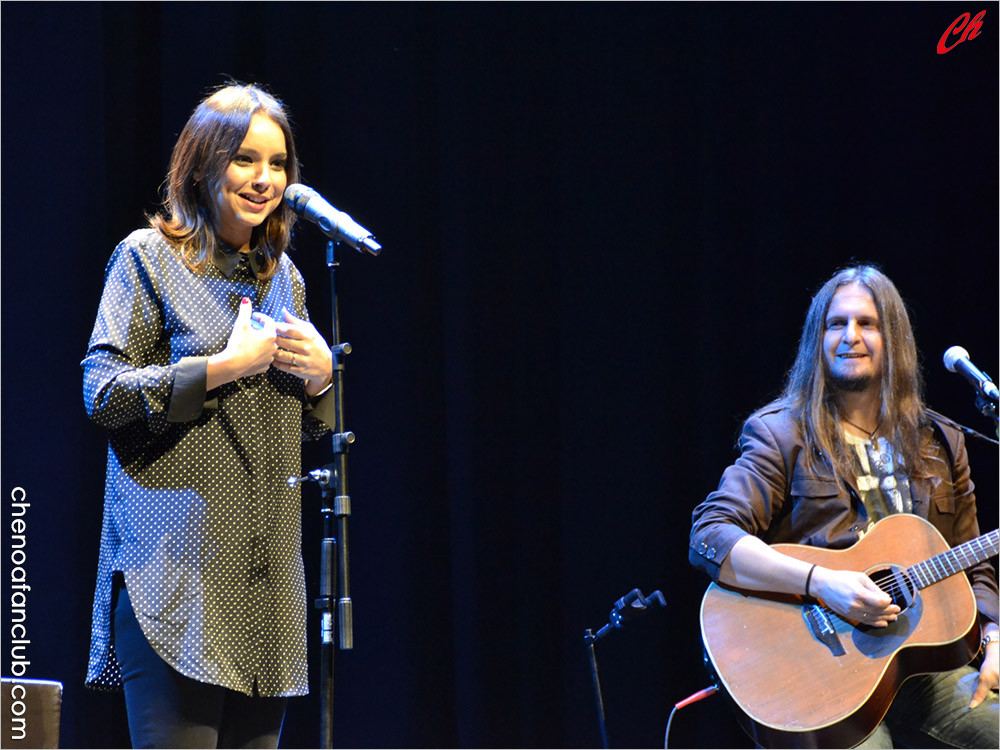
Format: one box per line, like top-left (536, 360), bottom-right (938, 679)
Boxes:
top-left (583, 628), bottom-right (610, 750)
top-left (584, 588), bottom-right (667, 748)
top-left (290, 239), bottom-right (356, 749)
top-left (926, 408), bottom-right (999, 446)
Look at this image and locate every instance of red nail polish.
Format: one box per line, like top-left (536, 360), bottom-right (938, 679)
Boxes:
top-left (242, 297), bottom-right (250, 304)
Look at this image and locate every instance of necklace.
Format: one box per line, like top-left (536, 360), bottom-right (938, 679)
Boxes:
top-left (842, 416), bottom-right (881, 440)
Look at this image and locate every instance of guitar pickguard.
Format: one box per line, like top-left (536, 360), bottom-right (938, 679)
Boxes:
top-left (798, 566), bottom-right (925, 660)
top-left (852, 593), bottom-right (922, 658)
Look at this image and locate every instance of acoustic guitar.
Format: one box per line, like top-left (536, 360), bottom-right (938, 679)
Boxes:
top-left (700, 514), bottom-right (999, 748)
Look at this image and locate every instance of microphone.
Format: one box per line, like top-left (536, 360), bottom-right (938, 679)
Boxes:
top-left (943, 346), bottom-right (999, 402)
top-left (284, 184), bottom-right (382, 256)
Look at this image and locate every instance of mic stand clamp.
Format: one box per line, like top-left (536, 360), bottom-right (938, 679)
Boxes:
top-left (974, 392), bottom-right (999, 433)
top-left (288, 461), bottom-right (354, 652)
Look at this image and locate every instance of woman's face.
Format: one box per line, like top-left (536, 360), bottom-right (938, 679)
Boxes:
top-left (212, 112), bottom-right (288, 249)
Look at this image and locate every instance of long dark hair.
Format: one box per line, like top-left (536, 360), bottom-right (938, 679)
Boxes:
top-left (760, 265), bottom-right (930, 484)
top-left (150, 82), bottom-right (301, 279)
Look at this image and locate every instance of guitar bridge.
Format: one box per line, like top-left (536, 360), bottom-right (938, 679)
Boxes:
top-left (803, 604), bottom-right (847, 656)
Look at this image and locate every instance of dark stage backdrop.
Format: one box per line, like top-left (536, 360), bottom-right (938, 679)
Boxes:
top-left (2, 3), bottom-right (997, 748)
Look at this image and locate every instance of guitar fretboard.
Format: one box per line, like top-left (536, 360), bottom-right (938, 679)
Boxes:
top-left (908, 529), bottom-right (999, 589)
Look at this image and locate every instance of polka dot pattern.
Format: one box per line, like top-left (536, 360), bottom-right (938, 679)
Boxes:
top-left (83, 228), bottom-right (331, 697)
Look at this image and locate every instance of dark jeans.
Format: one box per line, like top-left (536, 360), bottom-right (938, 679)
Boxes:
top-left (855, 666), bottom-right (999, 749)
top-left (113, 585), bottom-right (288, 749)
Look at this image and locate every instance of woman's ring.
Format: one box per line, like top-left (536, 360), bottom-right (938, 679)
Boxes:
top-left (291, 353), bottom-right (297, 366)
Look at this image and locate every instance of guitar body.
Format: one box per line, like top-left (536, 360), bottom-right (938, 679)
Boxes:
top-left (701, 514), bottom-right (981, 749)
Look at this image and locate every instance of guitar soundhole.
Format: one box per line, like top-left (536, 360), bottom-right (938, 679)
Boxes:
top-left (869, 565), bottom-right (917, 612)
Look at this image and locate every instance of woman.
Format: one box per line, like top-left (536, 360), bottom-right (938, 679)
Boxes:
top-left (83, 83), bottom-right (335, 748)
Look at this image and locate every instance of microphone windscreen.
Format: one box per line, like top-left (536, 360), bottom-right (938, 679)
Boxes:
top-left (943, 346), bottom-right (970, 373)
top-left (283, 183), bottom-right (313, 212)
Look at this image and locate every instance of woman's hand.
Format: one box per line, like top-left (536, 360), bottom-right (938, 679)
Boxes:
top-left (272, 309), bottom-right (333, 396)
top-left (207, 297), bottom-right (278, 389)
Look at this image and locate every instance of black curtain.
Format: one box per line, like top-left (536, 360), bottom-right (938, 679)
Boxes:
top-left (2, 3), bottom-right (996, 748)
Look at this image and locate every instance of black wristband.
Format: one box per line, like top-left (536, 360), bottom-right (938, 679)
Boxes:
top-left (805, 564), bottom-right (817, 598)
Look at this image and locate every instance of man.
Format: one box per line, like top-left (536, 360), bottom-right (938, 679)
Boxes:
top-left (690, 265), bottom-right (998, 748)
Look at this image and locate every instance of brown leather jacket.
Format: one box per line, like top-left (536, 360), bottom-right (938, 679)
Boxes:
top-left (690, 404), bottom-right (998, 624)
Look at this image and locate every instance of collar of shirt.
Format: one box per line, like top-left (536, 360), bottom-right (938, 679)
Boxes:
top-left (213, 247), bottom-right (264, 279)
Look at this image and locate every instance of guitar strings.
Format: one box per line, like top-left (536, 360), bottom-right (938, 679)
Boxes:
top-left (875, 538), bottom-right (985, 596)
top-left (814, 529), bottom-right (998, 619)
top-left (872, 569), bottom-right (912, 603)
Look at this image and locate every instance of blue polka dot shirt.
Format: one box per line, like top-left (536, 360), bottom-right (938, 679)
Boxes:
top-left (83, 228), bottom-right (334, 697)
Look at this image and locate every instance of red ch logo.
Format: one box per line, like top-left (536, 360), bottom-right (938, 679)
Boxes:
top-left (937, 10), bottom-right (987, 54)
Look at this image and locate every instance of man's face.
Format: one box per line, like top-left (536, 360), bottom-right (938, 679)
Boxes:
top-left (823, 282), bottom-right (884, 393)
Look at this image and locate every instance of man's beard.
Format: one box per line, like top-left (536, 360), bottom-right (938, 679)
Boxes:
top-left (830, 371), bottom-right (875, 393)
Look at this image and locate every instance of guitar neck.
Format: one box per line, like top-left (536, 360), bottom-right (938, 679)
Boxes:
top-left (908, 529), bottom-right (999, 589)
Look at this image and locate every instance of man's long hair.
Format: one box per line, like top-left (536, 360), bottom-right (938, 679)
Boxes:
top-left (149, 82), bottom-right (301, 279)
top-left (764, 265), bottom-right (931, 484)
